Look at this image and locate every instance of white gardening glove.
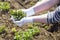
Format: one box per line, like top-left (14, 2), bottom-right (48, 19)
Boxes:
top-left (20, 8), bottom-right (35, 17)
top-left (10, 8), bottom-right (35, 27)
top-left (10, 16), bottom-right (33, 27)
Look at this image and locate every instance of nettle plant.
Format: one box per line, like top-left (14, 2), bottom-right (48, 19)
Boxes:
top-left (12, 27), bottom-right (17, 33)
top-left (0, 25), bottom-right (6, 33)
top-left (14, 26), bottom-right (40, 40)
top-left (0, 2), bottom-right (10, 11)
top-left (30, 1), bottom-right (35, 5)
top-left (9, 9), bottom-right (26, 21)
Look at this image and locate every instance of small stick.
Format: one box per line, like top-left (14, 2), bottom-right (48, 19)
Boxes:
top-left (15, 0), bottom-right (27, 9)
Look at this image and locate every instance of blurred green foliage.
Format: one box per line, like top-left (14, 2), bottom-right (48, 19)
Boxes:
top-left (9, 9), bottom-right (26, 21)
top-left (0, 2), bottom-right (10, 11)
top-left (14, 26), bottom-right (40, 40)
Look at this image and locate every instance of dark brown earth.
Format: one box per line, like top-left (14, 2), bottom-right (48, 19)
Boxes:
top-left (0, 0), bottom-right (60, 40)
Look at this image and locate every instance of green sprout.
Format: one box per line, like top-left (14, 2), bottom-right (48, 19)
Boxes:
top-left (14, 26), bottom-right (40, 40)
top-left (0, 25), bottom-right (6, 33)
top-left (30, 1), bottom-right (35, 5)
top-left (44, 26), bottom-right (48, 30)
top-left (12, 28), bottom-right (17, 33)
top-left (9, 9), bottom-right (26, 21)
top-left (0, 2), bottom-right (10, 11)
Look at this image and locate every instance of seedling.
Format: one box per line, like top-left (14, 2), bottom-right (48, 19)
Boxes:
top-left (12, 28), bottom-right (17, 33)
top-left (9, 9), bottom-right (26, 21)
top-left (44, 26), bottom-right (48, 30)
top-left (0, 2), bottom-right (10, 11)
top-left (30, 1), bottom-right (35, 5)
top-left (0, 25), bottom-right (6, 33)
top-left (14, 26), bottom-right (40, 40)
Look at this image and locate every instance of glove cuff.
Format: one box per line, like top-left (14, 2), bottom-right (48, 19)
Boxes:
top-left (25, 17), bottom-right (34, 23)
top-left (26, 8), bottom-right (35, 17)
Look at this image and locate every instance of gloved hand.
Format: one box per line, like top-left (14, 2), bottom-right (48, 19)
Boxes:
top-left (10, 8), bottom-right (35, 27)
top-left (10, 16), bottom-right (33, 27)
top-left (19, 8), bottom-right (35, 17)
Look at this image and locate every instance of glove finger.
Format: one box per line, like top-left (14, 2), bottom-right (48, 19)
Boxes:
top-left (10, 16), bottom-right (14, 20)
top-left (15, 21), bottom-right (23, 27)
top-left (10, 16), bottom-right (16, 23)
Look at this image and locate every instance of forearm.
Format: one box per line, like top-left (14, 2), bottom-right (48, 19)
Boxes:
top-left (25, 6), bottom-right (60, 24)
top-left (26, 0), bottom-right (59, 16)
top-left (33, 14), bottom-right (48, 23)
top-left (25, 14), bottom-right (48, 23)
top-left (34, 6), bottom-right (60, 24)
top-left (33, 0), bottom-right (59, 14)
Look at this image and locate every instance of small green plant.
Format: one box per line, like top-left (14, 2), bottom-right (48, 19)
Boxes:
top-left (30, 1), bottom-right (35, 5)
top-left (14, 26), bottom-right (40, 40)
top-left (0, 2), bottom-right (10, 11)
top-left (12, 28), bottom-right (17, 33)
top-left (0, 25), bottom-right (6, 33)
top-left (9, 9), bottom-right (26, 21)
top-left (44, 26), bottom-right (48, 30)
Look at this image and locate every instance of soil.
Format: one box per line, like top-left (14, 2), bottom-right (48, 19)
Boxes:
top-left (0, 0), bottom-right (60, 40)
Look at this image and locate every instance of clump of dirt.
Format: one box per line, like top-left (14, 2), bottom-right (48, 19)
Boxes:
top-left (33, 28), bottom-right (56, 40)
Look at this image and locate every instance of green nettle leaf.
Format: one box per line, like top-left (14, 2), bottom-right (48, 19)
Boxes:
top-left (0, 25), bottom-right (6, 33)
top-left (14, 26), bottom-right (40, 40)
top-left (30, 1), bottom-right (35, 5)
top-left (9, 9), bottom-right (26, 21)
top-left (0, 2), bottom-right (10, 11)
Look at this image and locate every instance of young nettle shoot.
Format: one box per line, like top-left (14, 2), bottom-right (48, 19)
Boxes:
top-left (9, 9), bottom-right (26, 21)
top-left (0, 25), bottom-right (6, 33)
top-left (12, 28), bottom-right (17, 33)
top-left (0, 2), bottom-right (10, 11)
top-left (30, 1), bottom-right (35, 5)
top-left (14, 26), bottom-right (40, 40)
